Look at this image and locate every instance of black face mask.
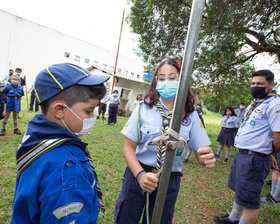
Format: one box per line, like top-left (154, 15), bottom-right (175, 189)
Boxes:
top-left (250, 86), bottom-right (267, 99)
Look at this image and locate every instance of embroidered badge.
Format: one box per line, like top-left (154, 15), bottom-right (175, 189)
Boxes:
top-left (250, 120), bottom-right (255, 126)
top-left (176, 148), bottom-right (184, 156)
top-left (181, 118), bottom-right (190, 126)
top-left (53, 202), bottom-right (84, 219)
top-left (255, 109), bottom-right (262, 113)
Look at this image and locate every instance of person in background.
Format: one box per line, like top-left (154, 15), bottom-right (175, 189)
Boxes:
top-left (0, 75), bottom-right (24, 136)
top-left (15, 68), bottom-right (26, 87)
top-left (97, 94), bottom-right (109, 120)
top-left (107, 90), bottom-right (120, 125)
top-left (3, 69), bottom-right (14, 85)
top-left (134, 94), bottom-right (143, 106)
top-left (215, 106), bottom-right (238, 163)
top-left (0, 81), bottom-right (7, 120)
top-left (114, 59), bottom-right (215, 223)
top-left (28, 85), bottom-right (40, 112)
top-left (234, 102), bottom-right (246, 128)
top-left (214, 69), bottom-right (280, 224)
top-left (261, 152), bottom-right (280, 204)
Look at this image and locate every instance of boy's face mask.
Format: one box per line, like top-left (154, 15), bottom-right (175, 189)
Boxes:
top-left (16, 73), bottom-right (21, 76)
top-left (61, 104), bottom-right (96, 136)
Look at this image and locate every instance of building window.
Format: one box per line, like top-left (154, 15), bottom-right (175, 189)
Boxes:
top-left (131, 72), bottom-right (135, 77)
top-left (74, 55), bottom-right (81, 62)
top-left (64, 52), bottom-right (70, 58)
top-left (117, 68), bottom-right (121, 73)
top-left (110, 66), bottom-right (114, 71)
top-left (124, 70), bottom-right (128, 75)
top-left (84, 58), bottom-right (90, 64)
top-left (137, 74), bottom-right (140, 78)
top-left (93, 61), bottom-right (98, 66)
top-left (102, 64), bottom-right (107, 69)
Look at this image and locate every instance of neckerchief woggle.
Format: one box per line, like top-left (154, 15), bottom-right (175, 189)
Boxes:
top-left (155, 100), bottom-right (173, 171)
top-left (16, 114), bottom-right (105, 216)
top-left (240, 90), bottom-right (278, 127)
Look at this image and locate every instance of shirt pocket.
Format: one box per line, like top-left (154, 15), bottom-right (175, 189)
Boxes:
top-left (251, 113), bottom-right (266, 126)
top-left (140, 124), bottom-right (160, 143)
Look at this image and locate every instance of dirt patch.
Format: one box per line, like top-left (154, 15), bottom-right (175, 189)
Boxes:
top-left (0, 130), bottom-right (18, 138)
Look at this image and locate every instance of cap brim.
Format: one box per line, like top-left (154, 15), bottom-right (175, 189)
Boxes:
top-left (76, 73), bottom-right (110, 86)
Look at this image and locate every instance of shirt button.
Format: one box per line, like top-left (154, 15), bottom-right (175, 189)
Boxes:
top-left (66, 161), bottom-right (72, 167)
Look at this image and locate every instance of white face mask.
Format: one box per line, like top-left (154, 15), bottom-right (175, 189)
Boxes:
top-left (239, 105), bottom-right (245, 110)
top-left (61, 104), bottom-right (96, 136)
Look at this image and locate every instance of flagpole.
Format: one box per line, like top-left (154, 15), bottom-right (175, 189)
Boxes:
top-left (151, 0), bottom-right (206, 223)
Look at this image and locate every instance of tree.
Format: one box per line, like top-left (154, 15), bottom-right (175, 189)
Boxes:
top-left (127, 0), bottom-right (279, 109)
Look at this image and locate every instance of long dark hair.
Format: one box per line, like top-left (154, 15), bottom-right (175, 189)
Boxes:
top-left (144, 59), bottom-right (195, 119)
top-left (223, 106), bottom-right (237, 117)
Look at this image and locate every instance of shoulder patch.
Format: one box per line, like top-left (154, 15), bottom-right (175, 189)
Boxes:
top-left (255, 109), bottom-right (262, 113)
top-left (53, 202), bottom-right (84, 219)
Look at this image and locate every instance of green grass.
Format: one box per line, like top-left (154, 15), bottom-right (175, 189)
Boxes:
top-left (0, 98), bottom-right (279, 223)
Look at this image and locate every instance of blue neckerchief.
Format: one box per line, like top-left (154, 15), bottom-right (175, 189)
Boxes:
top-left (16, 114), bottom-right (88, 174)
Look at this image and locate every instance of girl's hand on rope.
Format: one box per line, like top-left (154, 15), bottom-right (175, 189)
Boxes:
top-left (139, 172), bottom-right (159, 192)
top-left (196, 146), bottom-right (216, 168)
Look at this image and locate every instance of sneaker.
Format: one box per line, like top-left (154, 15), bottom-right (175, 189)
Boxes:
top-left (0, 129), bottom-right (6, 136)
top-left (96, 116), bottom-right (100, 119)
top-left (223, 158), bottom-right (229, 163)
top-left (214, 154), bottom-right (220, 158)
top-left (18, 115), bottom-right (22, 119)
top-left (183, 158), bottom-right (189, 164)
top-left (14, 128), bottom-right (21, 135)
top-left (214, 214), bottom-right (239, 224)
top-left (261, 194), bottom-right (279, 204)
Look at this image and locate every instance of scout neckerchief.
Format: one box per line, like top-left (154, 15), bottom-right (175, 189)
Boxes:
top-left (16, 114), bottom-right (105, 216)
top-left (240, 91), bottom-right (278, 127)
top-left (155, 100), bottom-right (173, 171)
top-left (223, 116), bottom-right (230, 126)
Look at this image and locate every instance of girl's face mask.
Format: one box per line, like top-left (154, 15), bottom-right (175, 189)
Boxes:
top-left (156, 81), bottom-right (178, 101)
top-left (226, 111), bottom-right (232, 116)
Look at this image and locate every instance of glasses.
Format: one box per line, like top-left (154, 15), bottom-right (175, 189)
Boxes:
top-left (156, 73), bottom-right (179, 82)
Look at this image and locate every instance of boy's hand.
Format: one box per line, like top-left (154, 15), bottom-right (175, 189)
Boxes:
top-left (139, 172), bottom-right (159, 192)
top-left (197, 147), bottom-right (216, 168)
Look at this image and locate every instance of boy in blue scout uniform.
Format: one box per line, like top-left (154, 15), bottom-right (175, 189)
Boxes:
top-left (114, 59), bottom-right (216, 224)
top-left (0, 81), bottom-right (7, 120)
top-left (107, 90), bottom-right (120, 125)
top-left (11, 63), bottom-right (109, 223)
top-left (214, 70), bottom-right (280, 224)
top-left (215, 106), bottom-right (239, 163)
top-left (0, 75), bottom-right (24, 135)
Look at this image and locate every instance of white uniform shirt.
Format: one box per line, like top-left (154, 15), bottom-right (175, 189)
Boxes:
top-left (220, 115), bottom-right (239, 128)
top-left (121, 99), bottom-right (211, 172)
top-left (235, 96), bottom-right (280, 154)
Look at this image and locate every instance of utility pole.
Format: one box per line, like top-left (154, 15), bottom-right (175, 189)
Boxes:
top-left (110, 10), bottom-right (125, 94)
top-left (151, 0), bottom-right (206, 223)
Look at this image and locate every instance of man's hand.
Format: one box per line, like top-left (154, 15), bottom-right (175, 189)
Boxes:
top-left (138, 172), bottom-right (159, 192)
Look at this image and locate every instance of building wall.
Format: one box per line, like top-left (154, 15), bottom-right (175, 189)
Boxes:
top-left (0, 10), bottom-right (144, 88)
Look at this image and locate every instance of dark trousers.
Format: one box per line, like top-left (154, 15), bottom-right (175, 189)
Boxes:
top-left (114, 167), bottom-right (181, 224)
top-left (29, 90), bottom-right (39, 112)
top-left (108, 104), bottom-right (118, 124)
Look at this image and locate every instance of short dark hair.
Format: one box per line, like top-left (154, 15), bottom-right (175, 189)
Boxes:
top-left (15, 68), bottom-right (22, 72)
top-left (252, 70), bottom-right (274, 83)
top-left (40, 84), bottom-right (106, 115)
top-left (240, 102), bottom-right (245, 105)
top-left (113, 90), bottom-right (118, 94)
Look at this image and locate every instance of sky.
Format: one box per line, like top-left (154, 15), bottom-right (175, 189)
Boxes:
top-left (0, 0), bottom-right (279, 84)
top-left (0, 0), bottom-right (140, 59)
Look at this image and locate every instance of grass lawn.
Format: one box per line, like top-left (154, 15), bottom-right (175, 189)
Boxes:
top-left (0, 98), bottom-right (279, 223)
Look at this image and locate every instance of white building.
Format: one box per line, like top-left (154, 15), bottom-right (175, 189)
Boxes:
top-left (0, 9), bottom-right (149, 114)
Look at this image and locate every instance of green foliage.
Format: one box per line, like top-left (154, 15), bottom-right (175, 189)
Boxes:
top-left (127, 0), bottom-right (280, 109)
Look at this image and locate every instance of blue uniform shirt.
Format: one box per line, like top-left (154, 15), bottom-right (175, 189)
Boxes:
top-left (3, 84), bottom-right (24, 97)
top-left (234, 108), bottom-right (246, 126)
top-left (109, 95), bottom-right (120, 104)
top-left (235, 96), bottom-right (280, 154)
top-left (220, 115), bottom-right (239, 128)
top-left (121, 99), bottom-right (211, 172)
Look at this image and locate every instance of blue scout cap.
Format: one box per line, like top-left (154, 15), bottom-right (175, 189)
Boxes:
top-left (34, 63), bottom-right (110, 103)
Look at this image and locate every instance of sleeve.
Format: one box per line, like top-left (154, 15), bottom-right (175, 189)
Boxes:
top-left (21, 87), bottom-right (24, 96)
top-left (3, 86), bottom-right (9, 95)
top-left (187, 111), bottom-right (211, 151)
top-left (121, 103), bottom-right (141, 143)
top-left (266, 100), bottom-right (280, 132)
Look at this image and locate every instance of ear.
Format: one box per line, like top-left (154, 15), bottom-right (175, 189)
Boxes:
top-left (52, 102), bottom-right (66, 120)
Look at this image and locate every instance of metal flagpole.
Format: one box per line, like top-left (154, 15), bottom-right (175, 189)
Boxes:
top-left (151, 0), bottom-right (206, 223)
